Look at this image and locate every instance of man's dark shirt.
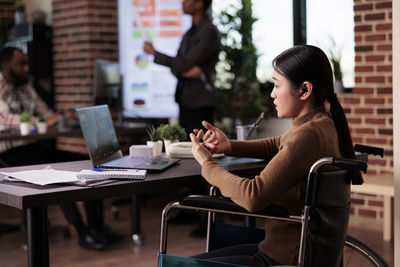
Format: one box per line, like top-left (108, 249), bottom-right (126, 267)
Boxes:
top-left (153, 15), bottom-right (221, 109)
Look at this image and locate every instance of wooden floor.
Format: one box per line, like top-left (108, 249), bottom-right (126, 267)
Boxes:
top-left (0, 194), bottom-right (394, 266)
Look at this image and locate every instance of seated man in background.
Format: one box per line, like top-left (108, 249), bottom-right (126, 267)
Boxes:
top-left (0, 46), bottom-right (120, 250)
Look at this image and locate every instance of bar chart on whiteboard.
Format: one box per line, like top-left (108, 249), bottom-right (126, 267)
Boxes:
top-left (118, 0), bottom-right (191, 118)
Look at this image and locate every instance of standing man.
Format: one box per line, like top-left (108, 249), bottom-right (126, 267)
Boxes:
top-left (143, 0), bottom-right (221, 135)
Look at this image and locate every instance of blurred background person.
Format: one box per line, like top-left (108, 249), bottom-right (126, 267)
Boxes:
top-left (143, 0), bottom-right (221, 136)
top-left (0, 46), bottom-right (120, 250)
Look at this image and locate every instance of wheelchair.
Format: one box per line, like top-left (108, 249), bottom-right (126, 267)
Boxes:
top-left (158, 144), bottom-right (389, 267)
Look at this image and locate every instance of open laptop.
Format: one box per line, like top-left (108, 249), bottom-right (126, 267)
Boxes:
top-left (76, 105), bottom-right (179, 172)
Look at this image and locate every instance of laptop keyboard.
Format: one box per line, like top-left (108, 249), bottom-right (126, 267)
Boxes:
top-left (103, 156), bottom-right (152, 167)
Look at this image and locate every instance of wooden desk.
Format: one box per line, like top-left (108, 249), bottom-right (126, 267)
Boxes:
top-left (0, 156), bottom-right (265, 267)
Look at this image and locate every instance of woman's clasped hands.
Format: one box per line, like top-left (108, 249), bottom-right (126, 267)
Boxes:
top-left (190, 121), bottom-right (232, 166)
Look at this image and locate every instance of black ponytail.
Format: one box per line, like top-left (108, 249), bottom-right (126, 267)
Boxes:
top-left (328, 95), bottom-right (363, 184)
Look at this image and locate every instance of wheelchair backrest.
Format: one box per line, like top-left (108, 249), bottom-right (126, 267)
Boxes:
top-left (305, 170), bottom-right (350, 267)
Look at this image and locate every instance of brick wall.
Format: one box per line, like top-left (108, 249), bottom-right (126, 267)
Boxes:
top-left (52, 0), bottom-right (118, 153)
top-left (343, 0), bottom-right (393, 223)
top-left (342, 0), bottom-right (392, 177)
top-left (0, 0), bottom-right (15, 22)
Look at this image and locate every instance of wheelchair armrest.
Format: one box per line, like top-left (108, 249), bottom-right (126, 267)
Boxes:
top-left (180, 195), bottom-right (289, 217)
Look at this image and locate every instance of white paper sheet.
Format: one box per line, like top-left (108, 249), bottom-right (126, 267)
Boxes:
top-left (0, 169), bottom-right (80, 186)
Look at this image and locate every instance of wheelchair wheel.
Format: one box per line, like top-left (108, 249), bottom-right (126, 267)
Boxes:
top-left (343, 235), bottom-right (389, 267)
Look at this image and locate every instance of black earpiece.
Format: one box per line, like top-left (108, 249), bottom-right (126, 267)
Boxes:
top-left (298, 88), bottom-right (307, 97)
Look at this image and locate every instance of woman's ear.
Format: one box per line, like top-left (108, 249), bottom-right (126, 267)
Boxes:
top-left (297, 81), bottom-right (313, 99)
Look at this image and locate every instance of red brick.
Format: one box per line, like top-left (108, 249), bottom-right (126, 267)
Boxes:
top-left (375, 23), bottom-right (392, 31)
top-left (354, 4), bottom-right (373, 11)
top-left (358, 209), bottom-right (376, 218)
top-left (355, 46), bottom-right (373, 52)
top-left (377, 87), bottom-right (392, 94)
top-left (355, 76), bottom-right (363, 83)
top-left (376, 1), bottom-right (392, 9)
top-left (379, 129), bottom-right (393, 135)
top-left (368, 158), bottom-right (387, 165)
top-left (365, 34), bottom-right (386, 41)
top-left (377, 108), bottom-right (392, 114)
top-left (355, 128), bottom-right (375, 134)
top-left (352, 137), bottom-right (363, 144)
top-left (365, 13), bottom-right (386, 21)
top-left (365, 98), bottom-right (385, 104)
top-left (354, 15), bottom-right (362, 22)
top-left (355, 65), bottom-right (373, 72)
top-left (365, 118), bottom-right (385, 125)
top-left (355, 35), bottom-right (362, 42)
top-left (355, 55), bottom-right (362, 62)
top-left (354, 25), bottom-right (372, 32)
top-left (353, 87), bottom-right (374, 94)
top-left (342, 97), bottom-right (361, 104)
top-left (368, 200), bottom-right (384, 207)
top-left (351, 198), bottom-right (365, 205)
top-left (366, 169), bottom-right (377, 176)
top-left (354, 108), bottom-right (374, 114)
top-left (366, 138), bottom-right (388, 146)
top-left (366, 76), bottom-right (385, 83)
top-left (347, 118), bottom-right (362, 124)
top-left (365, 55), bottom-right (385, 62)
top-left (376, 65), bottom-right (392, 72)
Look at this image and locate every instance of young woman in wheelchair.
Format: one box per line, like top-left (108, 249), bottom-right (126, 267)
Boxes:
top-left (189, 45), bottom-right (363, 266)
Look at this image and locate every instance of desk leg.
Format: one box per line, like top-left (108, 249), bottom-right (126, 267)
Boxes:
top-left (131, 195), bottom-right (143, 246)
top-left (27, 207), bottom-right (49, 267)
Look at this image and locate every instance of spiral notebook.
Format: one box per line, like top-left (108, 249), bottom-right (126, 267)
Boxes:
top-left (77, 169), bottom-right (147, 180)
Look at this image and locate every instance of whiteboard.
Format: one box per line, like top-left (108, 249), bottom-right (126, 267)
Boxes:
top-left (118, 0), bottom-right (191, 118)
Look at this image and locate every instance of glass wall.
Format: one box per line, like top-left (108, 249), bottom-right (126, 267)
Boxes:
top-left (307, 0), bottom-right (354, 88)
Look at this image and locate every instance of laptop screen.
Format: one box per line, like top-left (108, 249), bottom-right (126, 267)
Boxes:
top-left (76, 105), bottom-right (121, 166)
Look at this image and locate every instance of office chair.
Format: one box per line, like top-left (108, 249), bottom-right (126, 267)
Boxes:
top-left (158, 156), bottom-right (368, 267)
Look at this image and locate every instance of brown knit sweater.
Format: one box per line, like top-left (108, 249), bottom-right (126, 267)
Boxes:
top-left (201, 106), bottom-right (342, 265)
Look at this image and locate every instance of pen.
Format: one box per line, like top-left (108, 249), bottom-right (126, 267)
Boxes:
top-left (92, 168), bottom-right (139, 172)
top-left (245, 112), bottom-right (264, 139)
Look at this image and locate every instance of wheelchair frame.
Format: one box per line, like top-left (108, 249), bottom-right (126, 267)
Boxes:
top-left (160, 156), bottom-right (367, 266)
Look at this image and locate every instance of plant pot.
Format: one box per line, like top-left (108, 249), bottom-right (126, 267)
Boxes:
top-left (19, 122), bottom-right (31, 135)
top-left (334, 80), bottom-right (344, 94)
top-left (147, 140), bottom-right (163, 157)
top-left (14, 11), bottom-right (26, 24)
top-left (37, 122), bottom-right (48, 134)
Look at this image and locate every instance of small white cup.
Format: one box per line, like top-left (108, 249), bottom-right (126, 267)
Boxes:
top-left (37, 122), bottom-right (48, 134)
top-left (147, 140), bottom-right (163, 157)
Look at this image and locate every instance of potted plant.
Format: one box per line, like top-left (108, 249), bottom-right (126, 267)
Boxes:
top-left (19, 111), bottom-right (31, 135)
top-left (37, 116), bottom-right (47, 134)
top-left (157, 124), bottom-right (187, 155)
top-left (146, 125), bottom-right (163, 157)
top-left (328, 37), bottom-right (344, 93)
